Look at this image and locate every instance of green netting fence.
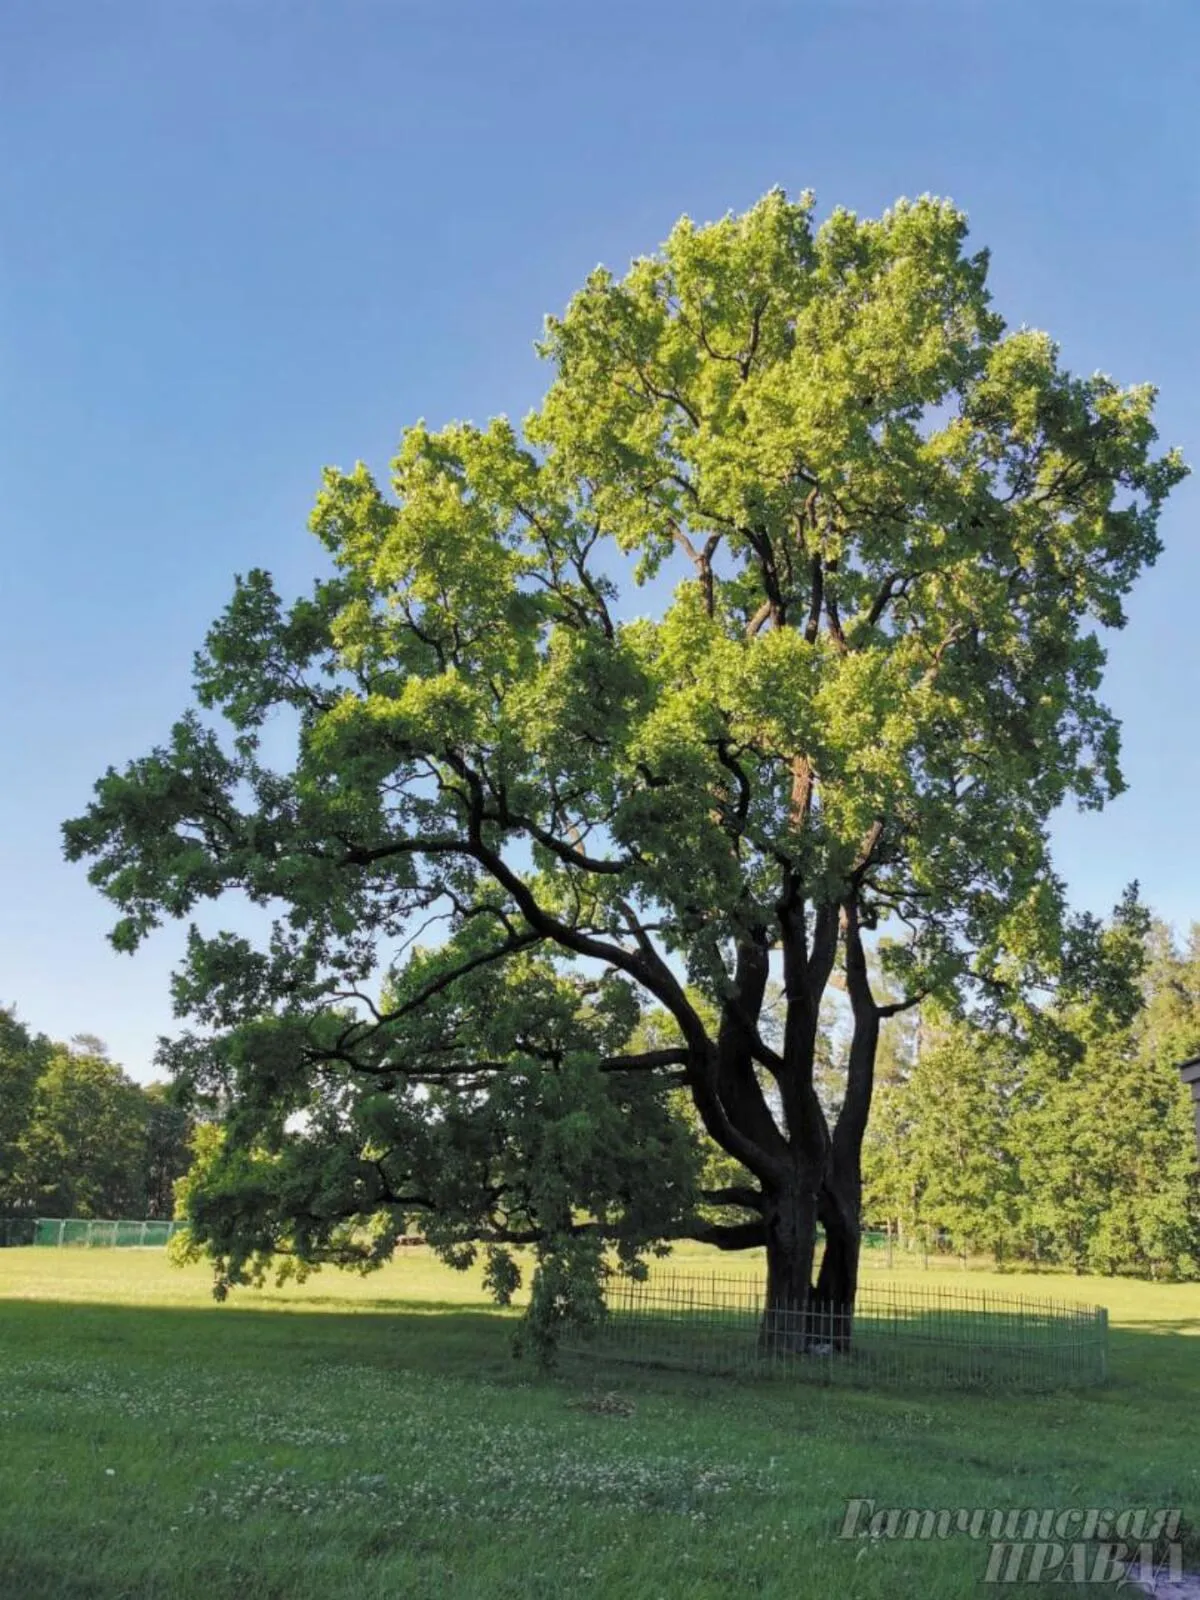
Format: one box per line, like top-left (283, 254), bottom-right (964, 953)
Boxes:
top-left (564, 1272), bottom-right (1108, 1393)
top-left (0, 1217), bottom-right (186, 1249)
top-left (858, 1227), bottom-right (987, 1268)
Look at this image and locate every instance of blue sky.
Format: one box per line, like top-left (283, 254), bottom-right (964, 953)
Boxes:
top-left (1, 2), bottom-right (1196, 1079)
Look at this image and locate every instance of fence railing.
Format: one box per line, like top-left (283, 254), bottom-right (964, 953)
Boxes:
top-left (0, 1217), bottom-right (186, 1249)
top-left (564, 1272), bottom-right (1108, 1392)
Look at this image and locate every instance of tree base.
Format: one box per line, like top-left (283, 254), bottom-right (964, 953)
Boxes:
top-left (757, 1299), bottom-right (853, 1358)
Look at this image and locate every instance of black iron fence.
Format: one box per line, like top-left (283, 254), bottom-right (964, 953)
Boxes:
top-left (564, 1272), bottom-right (1108, 1392)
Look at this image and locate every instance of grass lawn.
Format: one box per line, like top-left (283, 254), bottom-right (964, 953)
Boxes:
top-left (0, 1245), bottom-right (1196, 1599)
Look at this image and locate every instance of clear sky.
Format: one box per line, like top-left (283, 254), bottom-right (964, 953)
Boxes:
top-left (1, 2), bottom-right (1196, 1080)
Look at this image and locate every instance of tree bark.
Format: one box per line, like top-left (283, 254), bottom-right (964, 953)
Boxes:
top-left (814, 1180), bottom-right (861, 1352)
top-left (760, 1179), bottom-right (820, 1354)
top-left (758, 1177), bottom-right (862, 1356)
top-left (708, 894), bottom-right (885, 1361)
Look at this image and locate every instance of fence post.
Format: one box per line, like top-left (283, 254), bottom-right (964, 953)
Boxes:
top-left (57, 1219), bottom-right (66, 1246)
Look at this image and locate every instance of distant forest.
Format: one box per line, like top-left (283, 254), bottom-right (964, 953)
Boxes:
top-left (862, 919), bottom-right (1200, 1279)
top-left (0, 1010), bottom-right (192, 1220)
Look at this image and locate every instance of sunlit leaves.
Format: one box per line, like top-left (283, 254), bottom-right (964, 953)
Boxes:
top-left (63, 188), bottom-right (1187, 1331)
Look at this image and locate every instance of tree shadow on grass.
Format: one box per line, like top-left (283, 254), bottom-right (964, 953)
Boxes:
top-left (0, 1297), bottom-right (1198, 1600)
top-left (252, 1292), bottom-right (509, 1315)
top-left (0, 1293), bottom-right (1194, 1405)
top-left (0, 1295), bottom-right (525, 1383)
top-left (0, 1301), bottom-right (1184, 1410)
top-left (1108, 1317), bottom-right (1200, 1336)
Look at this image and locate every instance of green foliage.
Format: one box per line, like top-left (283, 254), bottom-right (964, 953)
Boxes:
top-left (62, 190), bottom-right (1186, 1331)
top-left (141, 1082), bottom-right (195, 1218)
top-left (0, 1008), bottom-right (52, 1213)
top-left (864, 1020), bottom-right (1023, 1259)
top-left (865, 914), bottom-right (1200, 1279)
top-left (0, 1013), bottom-right (194, 1222)
top-left (17, 1044), bottom-right (150, 1218)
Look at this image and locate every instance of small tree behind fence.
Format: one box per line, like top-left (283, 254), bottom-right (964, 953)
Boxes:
top-left (564, 1274), bottom-right (1107, 1393)
top-left (0, 1218), bottom-right (186, 1249)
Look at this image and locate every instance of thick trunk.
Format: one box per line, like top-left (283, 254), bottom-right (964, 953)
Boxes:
top-left (760, 1181), bottom-right (820, 1354)
top-left (758, 1174), bottom-right (863, 1357)
top-left (814, 1186), bottom-right (861, 1352)
top-left (705, 896), bottom-right (883, 1362)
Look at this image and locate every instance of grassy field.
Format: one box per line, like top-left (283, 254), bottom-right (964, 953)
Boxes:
top-left (0, 1245), bottom-right (1196, 1599)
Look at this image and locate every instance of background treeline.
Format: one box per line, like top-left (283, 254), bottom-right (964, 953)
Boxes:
top-left (863, 920), bottom-right (1200, 1279)
top-left (0, 1010), bottom-right (192, 1219)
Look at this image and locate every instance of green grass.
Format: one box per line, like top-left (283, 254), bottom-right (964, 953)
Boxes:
top-left (0, 1245), bottom-right (1196, 1598)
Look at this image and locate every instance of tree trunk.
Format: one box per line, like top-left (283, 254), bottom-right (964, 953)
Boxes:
top-left (814, 1187), bottom-right (860, 1352)
top-left (760, 1180), bottom-right (820, 1355)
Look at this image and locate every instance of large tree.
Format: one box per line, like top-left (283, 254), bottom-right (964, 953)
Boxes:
top-left (63, 191), bottom-right (1185, 1346)
top-left (16, 1042), bottom-right (149, 1219)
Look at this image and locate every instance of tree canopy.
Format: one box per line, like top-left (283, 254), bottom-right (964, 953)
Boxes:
top-left (63, 190), bottom-right (1187, 1343)
top-left (0, 1014), bottom-right (192, 1221)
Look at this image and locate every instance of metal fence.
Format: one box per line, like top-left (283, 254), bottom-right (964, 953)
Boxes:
top-left (564, 1272), bottom-right (1108, 1393)
top-left (0, 1217), bottom-right (185, 1249)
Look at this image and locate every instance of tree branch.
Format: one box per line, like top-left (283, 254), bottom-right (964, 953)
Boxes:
top-left (498, 807), bottom-right (636, 876)
top-left (599, 1048), bottom-right (689, 1073)
top-left (367, 930), bottom-right (543, 1033)
top-left (878, 990), bottom-right (928, 1019)
top-left (834, 899), bottom-right (880, 1159)
top-left (680, 1218), bottom-right (766, 1250)
top-left (714, 933), bottom-right (790, 1169)
top-left (700, 1186), bottom-right (764, 1211)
